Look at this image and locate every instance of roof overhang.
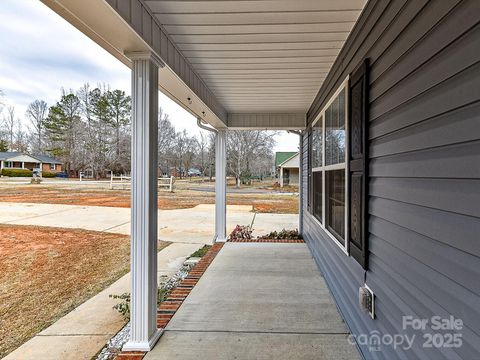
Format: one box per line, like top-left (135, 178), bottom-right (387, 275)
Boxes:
top-left (5, 154), bottom-right (41, 163)
top-left (278, 153), bottom-right (300, 168)
top-left (41, 0), bottom-right (366, 130)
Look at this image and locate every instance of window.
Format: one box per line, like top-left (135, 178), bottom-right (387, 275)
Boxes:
top-left (4, 161), bottom-right (13, 168)
top-left (50, 163), bottom-right (55, 171)
top-left (308, 78), bottom-right (349, 251)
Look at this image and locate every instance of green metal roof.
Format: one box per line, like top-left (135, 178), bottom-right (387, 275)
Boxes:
top-left (275, 152), bottom-right (297, 167)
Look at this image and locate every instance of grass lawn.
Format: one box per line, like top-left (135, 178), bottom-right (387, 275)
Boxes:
top-left (0, 184), bottom-right (299, 214)
top-left (0, 224), bottom-right (169, 358)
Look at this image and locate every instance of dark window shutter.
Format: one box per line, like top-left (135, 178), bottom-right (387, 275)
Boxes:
top-left (348, 59), bottom-right (369, 269)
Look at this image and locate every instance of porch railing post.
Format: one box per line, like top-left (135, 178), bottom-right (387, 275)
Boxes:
top-left (215, 129), bottom-right (227, 242)
top-left (123, 51), bottom-right (163, 352)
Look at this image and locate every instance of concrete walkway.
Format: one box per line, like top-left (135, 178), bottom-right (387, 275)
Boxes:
top-left (0, 202), bottom-right (298, 243)
top-left (146, 242), bottom-right (360, 360)
top-left (4, 243), bottom-right (202, 360)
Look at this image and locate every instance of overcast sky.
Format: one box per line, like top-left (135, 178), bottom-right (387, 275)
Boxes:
top-left (0, 0), bottom-right (299, 153)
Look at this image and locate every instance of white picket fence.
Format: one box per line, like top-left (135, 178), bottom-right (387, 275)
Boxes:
top-left (110, 173), bottom-right (174, 192)
top-left (158, 176), bottom-right (174, 192)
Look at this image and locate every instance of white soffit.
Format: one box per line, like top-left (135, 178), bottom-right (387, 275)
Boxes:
top-left (144, 0), bottom-right (367, 113)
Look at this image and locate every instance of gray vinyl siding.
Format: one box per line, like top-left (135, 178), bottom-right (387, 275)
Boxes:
top-left (302, 1), bottom-right (480, 359)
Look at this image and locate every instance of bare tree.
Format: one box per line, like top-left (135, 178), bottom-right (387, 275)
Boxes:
top-left (207, 132), bottom-right (216, 181)
top-left (0, 90), bottom-right (4, 114)
top-left (3, 106), bottom-right (15, 151)
top-left (227, 130), bottom-right (277, 187)
top-left (13, 123), bottom-right (29, 152)
top-left (26, 100), bottom-right (48, 153)
top-left (174, 129), bottom-right (196, 178)
top-left (196, 131), bottom-right (209, 178)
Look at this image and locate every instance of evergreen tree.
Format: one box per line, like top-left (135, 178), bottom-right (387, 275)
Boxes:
top-left (107, 89), bottom-right (131, 171)
top-left (43, 92), bottom-right (81, 172)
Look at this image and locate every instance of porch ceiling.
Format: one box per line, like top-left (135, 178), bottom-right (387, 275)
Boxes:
top-left (145, 0), bottom-right (366, 114)
top-left (41, 0), bottom-right (366, 129)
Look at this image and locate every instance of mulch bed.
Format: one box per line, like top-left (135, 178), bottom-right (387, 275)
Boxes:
top-left (228, 238), bottom-right (304, 243)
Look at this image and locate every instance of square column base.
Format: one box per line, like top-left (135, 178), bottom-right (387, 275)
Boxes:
top-left (122, 328), bottom-right (163, 352)
top-left (215, 236), bottom-right (228, 243)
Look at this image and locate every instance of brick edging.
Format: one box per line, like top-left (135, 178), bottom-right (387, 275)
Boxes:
top-left (115, 243), bottom-right (224, 360)
top-left (229, 238), bottom-right (304, 243)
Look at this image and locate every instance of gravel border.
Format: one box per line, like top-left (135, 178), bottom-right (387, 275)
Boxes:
top-left (96, 261), bottom-right (196, 360)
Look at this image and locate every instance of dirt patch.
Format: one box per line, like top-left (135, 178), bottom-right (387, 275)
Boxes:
top-left (0, 224), bottom-right (169, 358)
top-left (0, 185), bottom-right (299, 214)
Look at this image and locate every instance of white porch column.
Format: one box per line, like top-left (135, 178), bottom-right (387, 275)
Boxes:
top-left (279, 167), bottom-right (284, 187)
top-left (215, 129), bottom-right (227, 242)
top-left (123, 51), bottom-right (163, 352)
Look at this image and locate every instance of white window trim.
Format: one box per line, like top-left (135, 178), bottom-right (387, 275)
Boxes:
top-left (310, 76), bottom-right (349, 255)
top-left (50, 163), bottom-right (56, 170)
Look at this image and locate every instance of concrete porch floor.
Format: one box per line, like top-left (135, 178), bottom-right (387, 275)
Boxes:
top-left (145, 242), bottom-right (360, 360)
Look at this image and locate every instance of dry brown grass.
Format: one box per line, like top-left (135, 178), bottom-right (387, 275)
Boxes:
top-left (0, 185), bottom-right (299, 214)
top-left (0, 224), bottom-right (169, 357)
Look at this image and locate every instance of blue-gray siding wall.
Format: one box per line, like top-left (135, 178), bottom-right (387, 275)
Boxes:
top-left (302, 1), bottom-right (480, 359)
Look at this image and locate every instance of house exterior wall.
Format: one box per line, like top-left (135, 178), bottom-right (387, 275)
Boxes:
top-left (302, 1), bottom-right (480, 359)
top-left (283, 168), bottom-right (299, 186)
top-left (24, 162), bottom-right (39, 170)
top-left (42, 163), bottom-right (62, 173)
top-left (281, 154), bottom-right (299, 168)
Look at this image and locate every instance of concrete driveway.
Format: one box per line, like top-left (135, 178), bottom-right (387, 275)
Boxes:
top-left (0, 202), bottom-right (298, 244)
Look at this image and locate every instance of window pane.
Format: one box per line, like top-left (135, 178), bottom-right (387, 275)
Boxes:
top-left (326, 169), bottom-right (345, 244)
top-left (311, 116), bottom-right (322, 168)
top-left (325, 90), bottom-right (346, 165)
top-left (313, 171), bottom-right (322, 223)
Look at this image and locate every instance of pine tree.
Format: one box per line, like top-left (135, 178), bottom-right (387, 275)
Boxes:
top-left (43, 92), bottom-right (81, 172)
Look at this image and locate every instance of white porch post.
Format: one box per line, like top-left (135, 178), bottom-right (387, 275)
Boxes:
top-left (215, 129), bottom-right (227, 242)
top-left (279, 167), bottom-right (284, 187)
top-left (123, 51), bottom-right (163, 351)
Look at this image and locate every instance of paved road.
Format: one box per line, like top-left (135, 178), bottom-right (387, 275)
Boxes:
top-left (0, 202), bottom-right (299, 243)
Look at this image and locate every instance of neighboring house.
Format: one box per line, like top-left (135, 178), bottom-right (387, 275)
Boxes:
top-left (0, 152), bottom-right (63, 173)
top-left (277, 152), bottom-right (299, 187)
top-left (46, 1), bottom-right (480, 359)
top-left (32, 154), bottom-right (63, 173)
top-left (274, 152), bottom-right (297, 184)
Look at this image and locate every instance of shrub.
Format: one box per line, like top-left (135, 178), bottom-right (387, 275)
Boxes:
top-left (229, 224), bottom-right (253, 240)
top-left (260, 228), bottom-right (303, 240)
top-left (42, 171), bottom-right (56, 178)
top-left (189, 245), bottom-right (211, 258)
top-left (110, 277), bottom-right (170, 321)
top-left (1, 169), bottom-right (33, 177)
